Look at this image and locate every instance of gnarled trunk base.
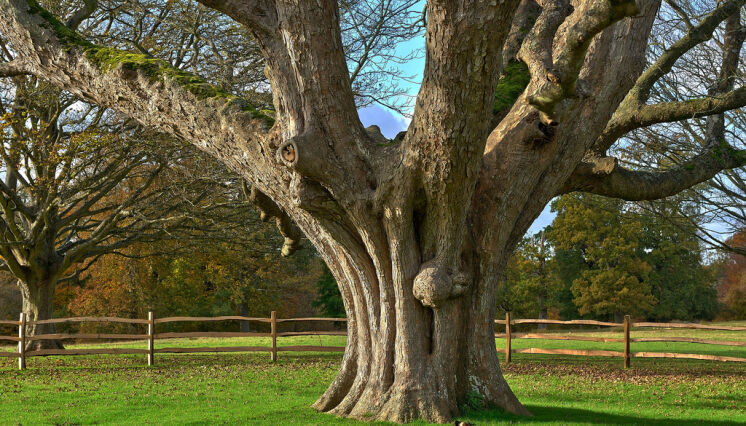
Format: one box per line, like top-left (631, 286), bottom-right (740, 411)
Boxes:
top-left (311, 283), bottom-right (530, 423)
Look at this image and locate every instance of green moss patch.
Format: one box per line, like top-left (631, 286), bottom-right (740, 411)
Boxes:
top-left (494, 60), bottom-right (531, 114)
top-left (26, 0), bottom-right (273, 127)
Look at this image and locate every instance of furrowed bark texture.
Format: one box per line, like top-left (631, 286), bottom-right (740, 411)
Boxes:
top-left (3, 0), bottom-right (746, 423)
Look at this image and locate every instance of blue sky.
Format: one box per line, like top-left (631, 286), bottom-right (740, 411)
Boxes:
top-left (355, 32), bottom-right (556, 236)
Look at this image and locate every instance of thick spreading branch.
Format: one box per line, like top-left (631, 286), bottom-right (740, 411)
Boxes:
top-left (0, 0), bottom-right (274, 185)
top-left (598, 0), bottom-right (746, 148)
top-left (560, 149), bottom-right (746, 200)
top-left (401, 0), bottom-right (524, 310)
top-left (564, 8), bottom-right (746, 200)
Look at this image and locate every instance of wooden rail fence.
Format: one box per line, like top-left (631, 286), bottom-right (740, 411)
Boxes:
top-left (496, 312), bottom-right (746, 366)
top-left (0, 311), bottom-right (347, 370)
top-left (1, 312), bottom-right (745, 370)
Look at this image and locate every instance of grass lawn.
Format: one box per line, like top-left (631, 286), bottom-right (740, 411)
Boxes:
top-left (0, 326), bottom-right (744, 425)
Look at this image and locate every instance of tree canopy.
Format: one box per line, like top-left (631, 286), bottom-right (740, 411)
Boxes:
top-left (549, 193), bottom-right (718, 322)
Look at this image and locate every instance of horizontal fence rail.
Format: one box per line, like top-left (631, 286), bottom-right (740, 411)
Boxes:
top-left (632, 322), bottom-right (746, 331)
top-left (2, 312), bottom-right (744, 370)
top-left (33, 316), bottom-right (150, 325)
top-left (497, 313), bottom-right (746, 367)
top-left (2, 311), bottom-right (353, 370)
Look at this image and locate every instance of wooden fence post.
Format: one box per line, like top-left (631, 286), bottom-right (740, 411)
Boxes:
top-left (505, 311), bottom-right (512, 365)
top-left (270, 311), bottom-right (278, 362)
top-left (623, 315), bottom-right (631, 368)
top-left (147, 311), bottom-right (155, 366)
top-left (18, 312), bottom-right (26, 371)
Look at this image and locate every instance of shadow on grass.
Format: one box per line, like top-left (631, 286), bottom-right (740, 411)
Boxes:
top-left (463, 405), bottom-right (746, 425)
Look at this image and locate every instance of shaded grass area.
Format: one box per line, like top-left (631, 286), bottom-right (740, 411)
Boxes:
top-left (0, 328), bottom-right (744, 425)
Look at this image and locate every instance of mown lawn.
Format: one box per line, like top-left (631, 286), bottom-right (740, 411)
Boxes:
top-left (0, 325), bottom-right (744, 425)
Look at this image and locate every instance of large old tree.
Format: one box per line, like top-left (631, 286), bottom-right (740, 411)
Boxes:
top-left (2, 0), bottom-right (746, 422)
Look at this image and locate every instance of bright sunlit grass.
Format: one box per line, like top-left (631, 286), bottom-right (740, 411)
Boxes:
top-left (1, 324), bottom-right (744, 425)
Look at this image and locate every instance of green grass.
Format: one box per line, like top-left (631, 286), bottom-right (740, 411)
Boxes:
top-left (1, 326), bottom-right (744, 425)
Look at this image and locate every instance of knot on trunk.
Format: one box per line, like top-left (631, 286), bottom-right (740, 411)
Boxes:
top-left (276, 131), bottom-right (330, 181)
top-left (412, 261), bottom-right (470, 308)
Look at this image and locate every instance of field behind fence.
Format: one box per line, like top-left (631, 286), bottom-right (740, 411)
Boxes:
top-left (2, 312), bottom-right (745, 370)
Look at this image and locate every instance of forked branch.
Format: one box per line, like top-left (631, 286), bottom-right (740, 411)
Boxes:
top-left (522, 0), bottom-right (639, 116)
top-left (598, 0), bottom-right (746, 148)
top-left (564, 8), bottom-right (746, 201)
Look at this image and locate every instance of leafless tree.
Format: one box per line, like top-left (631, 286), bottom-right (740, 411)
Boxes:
top-left (2, 0), bottom-right (746, 422)
top-left (0, 71), bottom-right (263, 349)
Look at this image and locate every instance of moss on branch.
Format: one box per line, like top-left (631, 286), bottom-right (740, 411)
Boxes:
top-left (493, 60), bottom-right (530, 113)
top-left (25, 0), bottom-right (274, 127)
top-left (26, 0), bottom-right (94, 49)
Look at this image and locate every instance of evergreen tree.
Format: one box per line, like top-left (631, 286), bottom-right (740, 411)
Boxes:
top-left (549, 193), bottom-right (717, 321)
top-left (313, 266), bottom-right (345, 318)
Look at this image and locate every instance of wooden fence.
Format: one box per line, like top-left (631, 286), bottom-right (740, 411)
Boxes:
top-left (2, 312), bottom-right (745, 370)
top-left (0, 311), bottom-right (346, 370)
top-left (496, 312), bottom-right (746, 367)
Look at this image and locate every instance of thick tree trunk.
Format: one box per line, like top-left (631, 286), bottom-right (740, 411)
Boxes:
top-left (312, 277), bottom-right (527, 423)
top-left (299, 211), bottom-right (530, 423)
top-left (18, 278), bottom-right (64, 351)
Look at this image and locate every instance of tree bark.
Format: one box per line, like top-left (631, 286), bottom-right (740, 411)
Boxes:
top-left (306, 221), bottom-right (528, 423)
top-left (17, 278), bottom-right (64, 351)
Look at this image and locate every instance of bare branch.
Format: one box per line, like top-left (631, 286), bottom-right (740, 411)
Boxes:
top-left (66, 0), bottom-right (98, 30)
top-left (608, 86), bottom-right (746, 131)
top-left (598, 0), bottom-right (746, 147)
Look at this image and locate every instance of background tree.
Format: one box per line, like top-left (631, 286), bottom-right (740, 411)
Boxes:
top-left (552, 247), bottom-right (587, 319)
top-left (67, 237), bottom-right (326, 334)
top-left (549, 193), bottom-right (718, 322)
top-left (0, 73), bottom-right (258, 349)
top-left (497, 231), bottom-right (562, 325)
top-left (5, 0), bottom-right (746, 422)
top-left (0, 271), bottom-right (19, 336)
top-left (713, 231), bottom-right (746, 318)
top-left (313, 265), bottom-right (346, 318)
top-left (549, 194), bottom-right (657, 321)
